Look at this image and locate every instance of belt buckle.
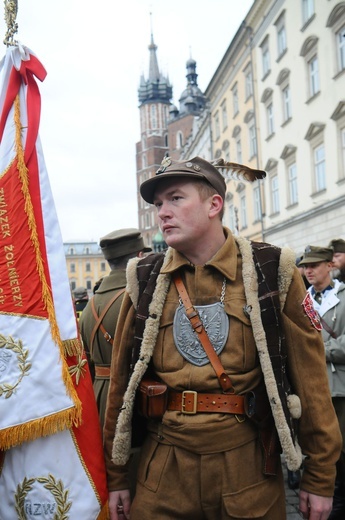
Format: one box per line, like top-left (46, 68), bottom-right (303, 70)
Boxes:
top-left (182, 390), bottom-right (197, 414)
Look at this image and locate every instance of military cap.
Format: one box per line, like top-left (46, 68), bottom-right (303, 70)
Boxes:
top-left (99, 228), bottom-right (151, 260)
top-left (298, 245), bottom-right (333, 265)
top-left (328, 238), bottom-right (345, 253)
top-left (73, 287), bottom-right (88, 299)
top-left (140, 156), bottom-right (227, 204)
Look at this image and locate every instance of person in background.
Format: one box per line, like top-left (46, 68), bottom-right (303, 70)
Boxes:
top-left (295, 254), bottom-right (310, 290)
top-left (298, 245), bottom-right (345, 519)
top-left (79, 228), bottom-right (151, 429)
top-left (73, 286), bottom-right (89, 320)
top-left (79, 229), bottom-right (151, 500)
top-left (104, 156), bottom-right (341, 520)
top-left (329, 238), bottom-right (345, 283)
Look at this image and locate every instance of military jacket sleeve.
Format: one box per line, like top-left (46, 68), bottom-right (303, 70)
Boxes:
top-left (282, 269), bottom-right (342, 496)
top-left (103, 291), bottom-right (136, 491)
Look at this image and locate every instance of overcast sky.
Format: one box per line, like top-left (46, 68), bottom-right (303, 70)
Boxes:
top-left (0, 0), bottom-right (254, 242)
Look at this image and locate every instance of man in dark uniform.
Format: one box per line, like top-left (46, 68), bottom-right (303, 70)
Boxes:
top-left (79, 228), bottom-right (151, 429)
top-left (73, 286), bottom-right (89, 320)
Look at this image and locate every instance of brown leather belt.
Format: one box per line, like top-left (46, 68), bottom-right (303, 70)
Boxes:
top-left (167, 390), bottom-right (245, 415)
top-left (95, 365), bottom-right (111, 379)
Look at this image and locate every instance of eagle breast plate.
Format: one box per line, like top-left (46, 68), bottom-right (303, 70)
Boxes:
top-left (173, 302), bottom-right (229, 366)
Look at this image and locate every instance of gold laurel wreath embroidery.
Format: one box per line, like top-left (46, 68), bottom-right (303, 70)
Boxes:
top-left (0, 334), bottom-right (31, 398)
top-left (68, 354), bottom-right (87, 386)
top-left (14, 474), bottom-right (72, 520)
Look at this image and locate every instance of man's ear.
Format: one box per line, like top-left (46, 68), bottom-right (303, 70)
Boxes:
top-left (209, 194), bottom-right (223, 218)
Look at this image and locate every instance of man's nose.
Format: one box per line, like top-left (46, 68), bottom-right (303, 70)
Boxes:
top-left (157, 201), bottom-right (170, 218)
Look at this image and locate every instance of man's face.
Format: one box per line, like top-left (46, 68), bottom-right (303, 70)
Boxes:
top-left (332, 252), bottom-right (345, 271)
top-left (303, 261), bottom-right (332, 290)
top-left (153, 178), bottom-right (216, 254)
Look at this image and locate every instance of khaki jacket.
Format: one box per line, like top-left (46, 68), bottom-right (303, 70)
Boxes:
top-left (103, 229), bottom-right (341, 496)
top-left (80, 269), bottom-right (126, 429)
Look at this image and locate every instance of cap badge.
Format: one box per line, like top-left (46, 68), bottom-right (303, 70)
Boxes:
top-left (185, 161), bottom-right (201, 172)
top-left (305, 245), bottom-right (312, 253)
top-left (156, 156), bottom-right (172, 175)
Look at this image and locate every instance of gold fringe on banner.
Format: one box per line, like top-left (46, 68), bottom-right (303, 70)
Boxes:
top-left (13, 95), bottom-right (82, 427)
top-left (97, 502), bottom-right (109, 520)
top-left (0, 407), bottom-right (77, 450)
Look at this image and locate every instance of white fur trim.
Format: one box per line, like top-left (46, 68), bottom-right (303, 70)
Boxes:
top-left (112, 249), bottom-right (173, 464)
top-left (235, 236), bottom-right (303, 471)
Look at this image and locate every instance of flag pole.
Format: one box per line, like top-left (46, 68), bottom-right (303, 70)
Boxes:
top-left (3, 0), bottom-right (18, 46)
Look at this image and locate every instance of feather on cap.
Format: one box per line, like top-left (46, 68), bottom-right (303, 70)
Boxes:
top-left (211, 158), bottom-right (266, 182)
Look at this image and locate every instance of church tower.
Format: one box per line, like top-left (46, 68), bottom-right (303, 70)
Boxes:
top-left (136, 31), bottom-right (172, 250)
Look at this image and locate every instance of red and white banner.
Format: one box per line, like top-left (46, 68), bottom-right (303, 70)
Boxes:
top-left (0, 46), bottom-right (108, 518)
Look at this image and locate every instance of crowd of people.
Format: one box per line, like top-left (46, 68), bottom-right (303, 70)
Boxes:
top-left (77, 156), bottom-right (344, 520)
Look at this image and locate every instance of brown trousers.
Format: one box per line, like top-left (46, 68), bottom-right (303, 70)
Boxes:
top-left (130, 434), bottom-right (286, 520)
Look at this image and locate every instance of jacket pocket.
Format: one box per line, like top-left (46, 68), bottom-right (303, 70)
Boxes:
top-left (136, 436), bottom-right (171, 492)
top-left (222, 475), bottom-right (281, 518)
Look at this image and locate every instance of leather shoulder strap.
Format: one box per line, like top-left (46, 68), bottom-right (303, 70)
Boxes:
top-left (319, 315), bottom-right (338, 339)
top-left (89, 288), bottom-right (125, 351)
top-left (173, 272), bottom-right (233, 392)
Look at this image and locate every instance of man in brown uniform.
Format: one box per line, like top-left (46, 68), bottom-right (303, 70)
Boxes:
top-left (79, 228), bottom-right (151, 429)
top-left (104, 157), bottom-right (342, 520)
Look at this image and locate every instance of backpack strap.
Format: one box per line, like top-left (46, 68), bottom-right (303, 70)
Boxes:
top-left (251, 241), bottom-right (296, 440)
top-left (130, 252), bottom-right (165, 375)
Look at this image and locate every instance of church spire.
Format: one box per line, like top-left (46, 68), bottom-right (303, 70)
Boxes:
top-left (138, 14), bottom-right (173, 105)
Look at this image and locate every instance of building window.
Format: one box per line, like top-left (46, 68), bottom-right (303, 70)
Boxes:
top-left (240, 195), bottom-right (247, 229)
top-left (86, 262), bottom-right (91, 272)
top-left (308, 55), bottom-right (319, 97)
top-left (271, 175), bottom-right (280, 214)
top-left (288, 163), bottom-right (298, 205)
top-left (337, 25), bottom-right (345, 72)
top-left (260, 37), bottom-right (270, 78)
top-left (300, 36), bottom-right (319, 100)
top-left (221, 100), bottom-right (228, 131)
top-left (84, 247), bottom-right (90, 255)
top-left (68, 247), bottom-right (75, 255)
top-left (176, 131), bottom-right (183, 149)
top-left (232, 84), bottom-right (239, 116)
top-left (222, 140), bottom-right (230, 162)
top-left (249, 123), bottom-right (257, 158)
top-left (70, 263), bottom-right (75, 273)
top-left (342, 127), bottom-right (345, 178)
top-left (244, 65), bottom-right (253, 100)
top-left (214, 112), bottom-right (220, 140)
top-left (100, 262), bottom-right (106, 272)
top-left (86, 280), bottom-right (92, 291)
top-left (151, 105), bottom-right (157, 129)
top-left (253, 185), bottom-right (262, 222)
top-left (282, 85), bottom-right (292, 121)
top-left (302, 0), bottom-right (314, 26)
top-left (267, 103), bottom-right (275, 136)
top-left (70, 281), bottom-right (76, 292)
top-left (314, 144), bottom-right (326, 192)
top-left (228, 203), bottom-right (236, 233)
top-left (236, 137), bottom-right (242, 163)
top-left (275, 12), bottom-right (287, 59)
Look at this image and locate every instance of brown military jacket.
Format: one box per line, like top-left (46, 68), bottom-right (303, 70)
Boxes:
top-left (80, 269), bottom-right (126, 429)
top-left (103, 229), bottom-right (341, 496)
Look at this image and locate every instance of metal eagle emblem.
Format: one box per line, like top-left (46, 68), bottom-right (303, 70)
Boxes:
top-left (173, 302), bottom-right (229, 366)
